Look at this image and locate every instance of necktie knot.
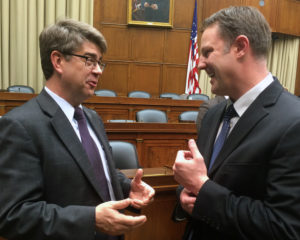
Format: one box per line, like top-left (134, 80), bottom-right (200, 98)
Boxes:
top-left (223, 104), bottom-right (237, 121)
top-left (74, 107), bottom-right (85, 121)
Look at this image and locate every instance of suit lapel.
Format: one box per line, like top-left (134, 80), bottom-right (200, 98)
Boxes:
top-left (36, 90), bottom-right (106, 200)
top-left (208, 78), bottom-right (284, 175)
top-left (208, 103), bottom-right (268, 175)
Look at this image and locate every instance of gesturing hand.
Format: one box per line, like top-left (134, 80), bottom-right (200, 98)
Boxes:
top-left (95, 198), bottom-right (146, 236)
top-left (151, 4), bottom-right (158, 10)
top-left (180, 188), bottom-right (197, 215)
top-left (173, 139), bottom-right (209, 195)
top-left (129, 169), bottom-right (155, 209)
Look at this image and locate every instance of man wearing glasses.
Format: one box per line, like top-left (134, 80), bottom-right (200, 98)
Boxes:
top-left (0, 19), bottom-right (154, 240)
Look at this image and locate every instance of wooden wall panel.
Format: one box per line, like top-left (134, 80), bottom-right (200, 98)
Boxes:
top-left (94, 0), bottom-right (199, 97)
top-left (99, 0), bottom-right (127, 24)
top-left (164, 30), bottom-right (190, 64)
top-left (276, 0), bottom-right (300, 36)
top-left (173, 0), bottom-right (196, 28)
top-left (140, 140), bottom-right (188, 167)
top-left (243, 0), bottom-right (278, 32)
top-left (99, 62), bottom-right (129, 96)
top-left (131, 29), bottom-right (165, 62)
top-left (129, 64), bottom-right (161, 96)
top-left (202, 0), bottom-right (300, 37)
top-left (100, 25), bottom-right (131, 60)
top-left (162, 65), bottom-right (187, 94)
top-left (202, 0), bottom-right (243, 20)
top-left (94, 0), bottom-right (300, 96)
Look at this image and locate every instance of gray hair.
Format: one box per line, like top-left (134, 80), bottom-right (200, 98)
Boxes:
top-left (39, 19), bottom-right (107, 80)
top-left (201, 6), bottom-right (272, 58)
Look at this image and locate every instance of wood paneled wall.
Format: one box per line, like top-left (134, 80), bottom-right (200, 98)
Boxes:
top-left (94, 0), bottom-right (300, 97)
top-left (201, 0), bottom-right (300, 96)
top-left (93, 0), bottom-right (202, 97)
top-left (201, 0), bottom-right (300, 36)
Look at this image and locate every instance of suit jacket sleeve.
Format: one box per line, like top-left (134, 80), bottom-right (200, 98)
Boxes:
top-left (0, 116), bottom-right (97, 240)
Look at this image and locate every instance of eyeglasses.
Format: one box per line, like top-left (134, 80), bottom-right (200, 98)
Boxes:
top-left (63, 52), bottom-right (106, 72)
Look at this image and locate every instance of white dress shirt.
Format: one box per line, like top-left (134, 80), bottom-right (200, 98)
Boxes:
top-left (44, 87), bottom-right (116, 200)
top-left (216, 73), bottom-right (274, 138)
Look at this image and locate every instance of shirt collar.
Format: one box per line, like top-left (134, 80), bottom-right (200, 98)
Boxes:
top-left (44, 86), bottom-right (82, 122)
top-left (232, 72), bottom-right (273, 117)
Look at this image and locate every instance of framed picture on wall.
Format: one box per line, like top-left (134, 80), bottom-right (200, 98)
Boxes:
top-left (128, 0), bottom-right (174, 27)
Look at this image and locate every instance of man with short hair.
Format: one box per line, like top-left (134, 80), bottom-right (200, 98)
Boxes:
top-left (173, 6), bottom-right (300, 239)
top-left (0, 19), bottom-right (154, 240)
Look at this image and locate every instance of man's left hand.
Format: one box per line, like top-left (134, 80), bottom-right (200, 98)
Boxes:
top-left (180, 188), bottom-right (196, 215)
top-left (129, 169), bottom-right (155, 209)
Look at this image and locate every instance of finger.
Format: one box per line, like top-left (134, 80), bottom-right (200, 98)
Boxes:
top-left (183, 151), bottom-right (193, 160)
top-left (175, 150), bottom-right (185, 162)
top-left (111, 198), bottom-right (132, 210)
top-left (118, 213), bottom-right (147, 227)
top-left (131, 199), bottom-right (145, 209)
top-left (184, 195), bottom-right (196, 205)
top-left (148, 187), bottom-right (155, 199)
top-left (143, 182), bottom-right (155, 197)
top-left (188, 204), bottom-right (194, 213)
top-left (132, 199), bottom-right (144, 206)
top-left (133, 168), bottom-right (143, 185)
top-left (110, 214), bottom-right (146, 235)
top-left (173, 151), bottom-right (185, 172)
top-left (188, 139), bottom-right (202, 160)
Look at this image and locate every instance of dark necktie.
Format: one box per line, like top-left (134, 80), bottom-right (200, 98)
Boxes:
top-left (208, 104), bottom-right (237, 170)
top-left (74, 107), bottom-right (111, 201)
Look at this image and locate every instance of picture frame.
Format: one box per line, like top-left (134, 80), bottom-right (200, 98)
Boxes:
top-left (128, 0), bottom-right (174, 28)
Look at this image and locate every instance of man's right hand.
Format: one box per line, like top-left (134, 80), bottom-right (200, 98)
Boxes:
top-left (95, 198), bottom-right (147, 236)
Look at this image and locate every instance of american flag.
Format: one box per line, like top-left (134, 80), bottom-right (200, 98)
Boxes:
top-left (185, 0), bottom-right (200, 94)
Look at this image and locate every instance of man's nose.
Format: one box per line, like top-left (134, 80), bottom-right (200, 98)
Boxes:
top-left (92, 64), bottom-right (102, 75)
top-left (197, 56), bottom-right (206, 70)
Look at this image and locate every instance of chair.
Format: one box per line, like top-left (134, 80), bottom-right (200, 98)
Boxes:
top-left (128, 91), bottom-right (151, 99)
top-left (109, 141), bottom-right (140, 169)
top-left (187, 93), bottom-right (209, 101)
top-left (178, 111), bottom-right (198, 123)
top-left (7, 85), bottom-right (34, 94)
top-left (159, 92), bottom-right (180, 100)
top-left (136, 109), bottom-right (167, 123)
top-left (94, 89), bottom-right (117, 97)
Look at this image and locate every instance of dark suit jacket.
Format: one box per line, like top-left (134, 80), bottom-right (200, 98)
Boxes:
top-left (0, 90), bottom-right (131, 240)
top-left (177, 79), bottom-right (300, 239)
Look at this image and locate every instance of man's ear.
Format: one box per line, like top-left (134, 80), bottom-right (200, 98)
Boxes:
top-left (50, 50), bottom-right (64, 74)
top-left (233, 35), bottom-right (249, 59)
